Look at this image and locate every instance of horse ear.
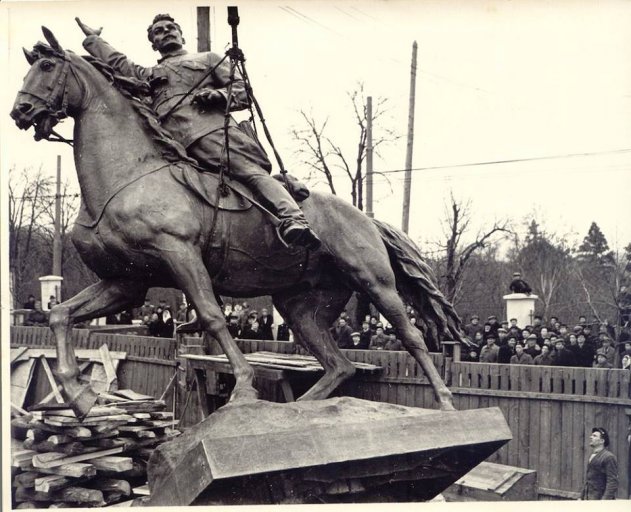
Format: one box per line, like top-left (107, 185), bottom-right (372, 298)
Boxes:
top-left (23, 47), bottom-right (37, 65)
top-left (41, 26), bottom-right (63, 53)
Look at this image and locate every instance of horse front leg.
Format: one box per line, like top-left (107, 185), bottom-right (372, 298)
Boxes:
top-left (159, 242), bottom-right (257, 402)
top-left (49, 279), bottom-right (147, 418)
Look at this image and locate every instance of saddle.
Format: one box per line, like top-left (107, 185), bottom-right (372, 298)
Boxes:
top-left (75, 161), bottom-right (310, 228)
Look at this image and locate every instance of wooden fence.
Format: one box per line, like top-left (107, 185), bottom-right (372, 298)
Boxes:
top-left (9, 327), bottom-right (178, 409)
top-left (9, 328), bottom-right (631, 499)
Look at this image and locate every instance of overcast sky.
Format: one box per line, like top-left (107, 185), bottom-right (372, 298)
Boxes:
top-left (2, 0), bottom-right (631, 253)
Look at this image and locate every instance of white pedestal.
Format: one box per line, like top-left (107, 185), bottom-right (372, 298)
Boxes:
top-left (39, 275), bottom-right (63, 311)
top-left (503, 293), bottom-right (538, 328)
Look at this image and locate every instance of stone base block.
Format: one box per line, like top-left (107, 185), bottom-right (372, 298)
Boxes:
top-left (147, 397), bottom-right (511, 505)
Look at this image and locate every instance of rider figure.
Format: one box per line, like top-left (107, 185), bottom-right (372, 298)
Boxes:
top-left (76, 14), bottom-right (320, 250)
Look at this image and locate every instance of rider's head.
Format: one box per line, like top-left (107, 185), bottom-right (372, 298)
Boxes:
top-left (147, 14), bottom-right (185, 53)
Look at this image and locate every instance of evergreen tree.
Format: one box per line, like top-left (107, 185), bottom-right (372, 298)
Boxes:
top-left (577, 222), bottom-right (614, 265)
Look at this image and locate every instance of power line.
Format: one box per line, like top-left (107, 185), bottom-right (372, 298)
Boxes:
top-left (375, 148), bottom-right (631, 175)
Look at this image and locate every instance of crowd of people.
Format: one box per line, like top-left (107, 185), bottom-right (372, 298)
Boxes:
top-left (461, 313), bottom-right (631, 369)
top-left (18, 291), bottom-right (631, 372)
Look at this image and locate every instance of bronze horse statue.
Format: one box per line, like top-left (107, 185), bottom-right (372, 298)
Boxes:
top-left (11, 28), bottom-right (463, 418)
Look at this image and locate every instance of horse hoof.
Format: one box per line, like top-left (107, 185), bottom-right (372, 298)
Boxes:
top-left (229, 386), bottom-right (258, 403)
top-left (66, 384), bottom-right (99, 420)
top-left (439, 400), bottom-right (456, 412)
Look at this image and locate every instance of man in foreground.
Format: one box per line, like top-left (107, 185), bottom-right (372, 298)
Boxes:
top-left (581, 427), bottom-right (618, 500)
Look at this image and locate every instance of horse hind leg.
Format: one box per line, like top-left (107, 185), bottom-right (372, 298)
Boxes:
top-left (273, 286), bottom-right (356, 401)
top-left (328, 232), bottom-right (456, 411)
top-left (49, 278), bottom-right (148, 418)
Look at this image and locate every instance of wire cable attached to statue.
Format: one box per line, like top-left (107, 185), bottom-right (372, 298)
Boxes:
top-left (223, 7), bottom-right (293, 197)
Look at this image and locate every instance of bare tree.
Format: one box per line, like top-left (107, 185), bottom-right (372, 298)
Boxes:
top-left (291, 83), bottom-right (399, 210)
top-left (434, 194), bottom-right (512, 304)
top-left (8, 166), bottom-right (54, 306)
top-left (510, 220), bottom-right (571, 318)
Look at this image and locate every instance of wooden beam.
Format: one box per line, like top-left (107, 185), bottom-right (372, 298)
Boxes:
top-left (32, 446), bottom-right (124, 468)
top-left (36, 463), bottom-right (97, 479)
top-left (40, 356), bottom-right (64, 403)
top-left (11, 359), bottom-right (36, 408)
top-left (87, 456), bottom-right (133, 472)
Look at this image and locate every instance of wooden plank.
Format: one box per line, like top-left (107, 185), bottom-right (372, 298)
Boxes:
top-left (570, 401), bottom-right (585, 494)
top-left (15, 485), bottom-right (105, 506)
top-left (34, 475), bottom-right (74, 493)
top-left (87, 478), bottom-right (131, 496)
top-left (13, 471), bottom-right (39, 488)
top-left (87, 456), bottom-right (133, 472)
top-left (560, 399), bottom-right (573, 492)
top-left (12, 348), bottom-right (127, 361)
top-left (11, 359), bottom-right (37, 408)
top-left (32, 447), bottom-right (124, 468)
top-left (36, 463), bottom-right (97, 478)
top-left (528, 397), bottom-right (541, 473)
top-left (113, 389), bottom-right (155, 401)
top-left (11, 347), bottom-right (30, 364)
top-left (548, 400), bottom-right (562, 490)
top-left (538, 400), bottom-right (552, 486)
top-left (11, 450), bottom-right (36, 468)
top-left (449, 387), bottom-right (631, 405)
top-left (38, 356), bottom-right (64, 404)
top-left (32, 406), bottom-right (127, 419)
top-left (517, 397), bottom-right (529, 469)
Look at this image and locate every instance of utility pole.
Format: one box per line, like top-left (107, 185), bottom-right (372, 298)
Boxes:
top-left (197, 6), bottom-right (211, 52)
top-left (401, 41), bottom-right (418, 234)
top-left (365, 96), bottom-right (374, 219)
top-left (52, 155), bottom-right (62, 277)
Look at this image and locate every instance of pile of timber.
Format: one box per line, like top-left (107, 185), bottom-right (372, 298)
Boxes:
top-left (11, 390), bottom-right (180, 508)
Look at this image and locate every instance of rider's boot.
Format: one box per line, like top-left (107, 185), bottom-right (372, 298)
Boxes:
top-left (249, 174), bottom-right (321, 250)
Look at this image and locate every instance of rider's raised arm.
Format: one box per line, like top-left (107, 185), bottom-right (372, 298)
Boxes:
top-left (83, 35), bottom-right (152, 82)
top-left (207, 52), bottom-right (249, 112)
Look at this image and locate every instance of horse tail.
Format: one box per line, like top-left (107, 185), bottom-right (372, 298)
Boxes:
top-left (372, 218), bottom-right (465, 350)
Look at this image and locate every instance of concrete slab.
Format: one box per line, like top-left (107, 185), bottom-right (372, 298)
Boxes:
top-left (147, 397), bottom-right (511, 505)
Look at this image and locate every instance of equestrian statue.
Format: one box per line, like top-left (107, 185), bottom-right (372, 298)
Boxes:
top-left (11, 20), bottom-right (464, 420)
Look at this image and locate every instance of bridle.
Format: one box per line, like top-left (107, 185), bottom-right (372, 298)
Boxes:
top-left (18, 50), bottom-right (80, 145)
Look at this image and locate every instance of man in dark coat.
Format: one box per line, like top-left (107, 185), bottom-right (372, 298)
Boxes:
top-left (76, 15), bottom-right (320, 250)
top-left (552, 340), bottom-right (576, 367)
top-left (509, 272), bottom-right (532, 294)
top-left (463, 315), bottom-right (483, 339)
top-left (22, 294), bottom-right (36, 310)
top-left (331, 318), bottom-right (353, 349)
top-left (258, 308), bottom-right (274, 340)
top-left (497, 337), bottom-right (516, 364)
top-left (576, 335), bottom-right (596, 368)
top-left (581, 427), bottom-right (618, 500)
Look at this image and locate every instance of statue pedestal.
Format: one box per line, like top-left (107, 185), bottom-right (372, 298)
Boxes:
top-left (38, 275), bottom-right (63, 311)
top-left (147, 397), bottom-right (511, 505)
top-left (503, 293), bottom-right (538, 328)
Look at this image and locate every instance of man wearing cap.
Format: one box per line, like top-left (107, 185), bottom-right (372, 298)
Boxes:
top-left (510, 343), bottom-right (533, 365)
top-left (599, 337), bottom-right (616, 366)
top-left (552, 339), bottom-right (576, 367)
top-left (463, 315), bottom-right (483, 339)
top-left (581, 427), bottom-right (618, 499)
top-left (524, 334), bottom-right (541, 359)
top-left (479, 335), bottom-right (499, 363)
top-left (331, 317), bottom-right (354, 349)
top-left (76, 15), bottom-right (321, 251)
top-left (498, 336), bottom-right (516, 364)
top-left (509, 272), bottom-right (532, 294)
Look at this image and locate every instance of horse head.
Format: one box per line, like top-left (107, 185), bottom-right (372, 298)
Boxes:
top-left (10, 27), bottom-right (79, 141)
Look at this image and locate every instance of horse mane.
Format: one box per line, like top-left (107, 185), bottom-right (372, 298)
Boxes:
top-left (81, 54), bottom-right (198, 166)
